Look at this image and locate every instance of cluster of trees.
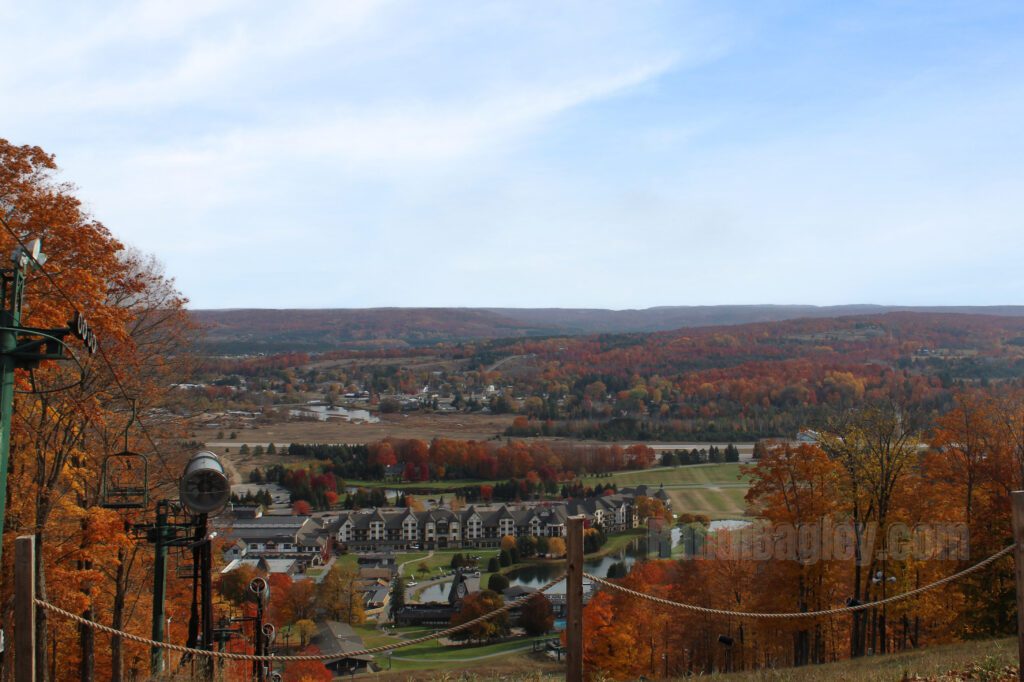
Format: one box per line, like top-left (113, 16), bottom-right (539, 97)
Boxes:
top-left (560, 481), bottom-right (618, 498)
top-left (449, 590), bottom-right (555, 640)
top-left (367, 438), bottom-right (657, 481)
top-left (283, 439), bottom-right (656, 487)
top-left (468, 315), bottom-right (1024, 441)
top-left (582, 391), bottom-right (1024, 678)
top-left (230, 489), bottom-right (275, 507)
top-left (0, 139), bottom-right (196, 679)
top-left (659, 445), bottom-right (741, 466)
top-left (253, 439), bottom-right (661, 510)
top-left (507, 415), bottom-right (771, 442)
top-left (275, 467), bottom-right (341, 510)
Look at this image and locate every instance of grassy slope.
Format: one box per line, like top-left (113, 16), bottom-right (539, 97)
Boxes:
top-left (715, 637), bottom-right (1016, 681)
top-left (367, 637), bottom-right (1016, 680)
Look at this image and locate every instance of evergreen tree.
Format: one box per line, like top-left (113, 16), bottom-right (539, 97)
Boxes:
top-left (389, 576), bottom-right (406, 621)
top-left (487, 573), bottom-right (510, 592)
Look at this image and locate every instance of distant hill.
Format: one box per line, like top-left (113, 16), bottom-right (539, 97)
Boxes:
top-left (190, 305), bottom-right (1024, 353)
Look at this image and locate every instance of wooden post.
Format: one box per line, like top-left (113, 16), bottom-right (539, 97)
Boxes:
top-left (15, 535), bottom-right (36, 682)
top-left (566, 515), bottom-right (585, 682)
top-left (1013, 492), bottom-right (1024, 681)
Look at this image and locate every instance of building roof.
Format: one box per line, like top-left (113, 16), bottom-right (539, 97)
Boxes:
top-left (310, 621), bottom-right (373, 663)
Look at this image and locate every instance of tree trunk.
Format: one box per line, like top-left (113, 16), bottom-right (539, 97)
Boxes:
top-left (110, 547), bottom-right (128, 682)
top-left (79, 600), bottom-right (94, 682)
top-left (79, 514), bottom-right (94, 682)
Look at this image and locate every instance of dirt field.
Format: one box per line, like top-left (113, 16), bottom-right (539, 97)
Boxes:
top-left (197, 412), bottom-right (516, 477)
top-left (197, 412), bottom-right (516, 446)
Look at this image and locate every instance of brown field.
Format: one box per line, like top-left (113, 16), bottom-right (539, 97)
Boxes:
top-left (197, 412), bottom-right (516, 445)
top-left (196, 412), bottom-right (516, 478)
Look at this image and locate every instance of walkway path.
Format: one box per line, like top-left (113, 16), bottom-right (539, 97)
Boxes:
top-left (389, 643), bottom-right (534, 662)
top-left (397, 550), bottom-right (434, 578)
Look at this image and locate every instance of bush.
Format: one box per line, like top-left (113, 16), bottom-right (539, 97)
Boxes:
top-left (487, 557), bottom-right (500, 572)
top-left (487, 573), bottom-right (510, 592)
top-left (498, 550), bottom-right (511, 567)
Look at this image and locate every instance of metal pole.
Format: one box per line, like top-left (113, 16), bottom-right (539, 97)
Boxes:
top-left (566, 515), bottom-right (585, 682)
top-left (0, 266), bottom-right (26, 572)
top-left (150, 502), bottom-right (169, 676)
top-left (1012, 491), bottom-right (1024, 681)
top-left (253, 597), bottom-right (264, 682)
top-left (199, 513), bottom-right (214, 680)
top-left (15, 535), bottom-right (36, 682)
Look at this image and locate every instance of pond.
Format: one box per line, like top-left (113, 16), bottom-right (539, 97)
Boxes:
top-left (504, 520), bottom-right (753, 592)
top-left (414, 579), bottom-right (454, 603)
top-left (289, 405), bottom-right (380, 423)
top-left (344, 486), bottom-right (403, 503)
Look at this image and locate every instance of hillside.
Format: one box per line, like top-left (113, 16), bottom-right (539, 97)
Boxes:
top-left (190, 305), bottom-right (1024, 352)
top-left (713, 637), bottom-right (1016, 681)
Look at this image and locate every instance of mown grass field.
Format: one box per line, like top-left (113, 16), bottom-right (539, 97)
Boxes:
top-left (582, 463), bottom-right (751, 519)
top-left (667, 485), bottom-right (749, 519)
top-left (581, 462), bottom-right (749, 487)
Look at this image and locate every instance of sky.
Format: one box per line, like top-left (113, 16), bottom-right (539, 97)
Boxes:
top-left (1, 1), bottom-right (1023, 310)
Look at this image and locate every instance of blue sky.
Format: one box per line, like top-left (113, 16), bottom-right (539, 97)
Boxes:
top-left (1, 1), bottom-right (1022, 309)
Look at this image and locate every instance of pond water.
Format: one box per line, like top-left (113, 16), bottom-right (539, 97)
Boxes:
top-left (344, 486), bottom-right (403, 504)
top-left (504, 520), bottom-right (753, 593)
top-left (289, 405), bottom-right (380, 423)
top-left (415, 580), bottom-right (454, 603)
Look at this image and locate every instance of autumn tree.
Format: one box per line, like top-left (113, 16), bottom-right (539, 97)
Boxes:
top-left (547, 537), bottom-right (566, 558)
top-left (317, 564), bottom-right (365, 625)
top-left (818, 402), bottom-right (922, 657)
top-left (0, 139), bottom-right (194, 681)
top-left (283, 649), bottom-right (332, 682)
top-left (449, 590), bottom-right (508, 642)
top-left (219, 564), bottom-right (259, 605)
top-left (519, 594), bottom-right (554, 636)
top-left (294, 619), bottom-right (318, 647)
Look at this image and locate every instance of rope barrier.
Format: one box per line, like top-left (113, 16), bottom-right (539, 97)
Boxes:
top-left (34, 573), bottom-right (567, 662)
top-left (35, 543), bottom-right (1016, 660)
top-left (583, 543), bottom-right (1015, 619)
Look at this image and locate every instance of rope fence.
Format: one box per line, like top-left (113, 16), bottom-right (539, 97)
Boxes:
top-left (32, 543), bottom-right (1018, 664)
top-left (584, 543), bottom-right (1016, 619)
top-left (34, 574), bottom-right (567, 662)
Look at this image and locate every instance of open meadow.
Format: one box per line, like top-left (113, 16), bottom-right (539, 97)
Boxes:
top-left (581, 463), bottom-right (751, 519)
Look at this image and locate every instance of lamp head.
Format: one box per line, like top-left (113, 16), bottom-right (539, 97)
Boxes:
top-left (11, 238), bottom-right (46, 269)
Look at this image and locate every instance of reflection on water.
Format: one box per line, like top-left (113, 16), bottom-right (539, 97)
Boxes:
top-left (289, 405), bottom-right (380, 423)
top-left (505, 541), bottom-right (645, 593)
top-left (415, 580), bottom-right (453, 603)
top-left (505, 521), bottom-right (752, 591)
